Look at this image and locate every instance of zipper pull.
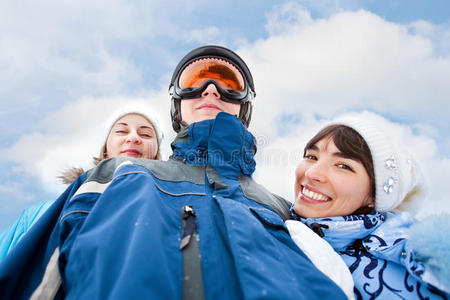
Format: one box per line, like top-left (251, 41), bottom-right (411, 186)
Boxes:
top-left (180, 205), bottom-right (197, 250)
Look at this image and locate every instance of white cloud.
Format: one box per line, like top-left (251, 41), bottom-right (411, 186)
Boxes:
top-left (238, 7), bottom-right (450, 139)
top-left (0, 182), bottom-right (34, 204)
top-left (0, 91), bottom-right (174, 194)
top-left (253, 111), bottom-right (450, 217)
top-left (409, 20), bottom-right (450, 56)
top-left (265, 2), bottom-right (313, 36)
top-left (188, 27), bottom-right (222, 44)
top-left (0, 0), bottom-right (153, 83)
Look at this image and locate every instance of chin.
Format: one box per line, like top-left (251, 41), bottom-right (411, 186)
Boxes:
top-left (198, 114), bottom-right (219, 122)
top-left (295, 204), bottom-right (324, 219)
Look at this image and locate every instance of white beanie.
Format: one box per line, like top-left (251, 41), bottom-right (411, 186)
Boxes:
top-left (103, 103), bottom-right (164, 147)
top-left (329, 115), bottom-right (425, 213)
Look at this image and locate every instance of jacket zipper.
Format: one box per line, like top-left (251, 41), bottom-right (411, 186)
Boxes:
top-left (180, 205), bottom-right (205, 300)
top-left (180, 205), bottom-right (197, 250)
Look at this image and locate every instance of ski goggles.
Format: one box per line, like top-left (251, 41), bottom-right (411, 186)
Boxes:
top-left (171, 57), bottom-right (254, 104)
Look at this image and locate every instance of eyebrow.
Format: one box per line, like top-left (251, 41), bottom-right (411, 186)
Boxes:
top-left (307, 145), bottom-right (356, 160)
top-left (115, 123), bottom-right (154, 130)
top-left (332, 152), bottom-right (355, 160)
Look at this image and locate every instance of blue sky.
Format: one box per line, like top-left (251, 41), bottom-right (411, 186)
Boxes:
top-left (1, 0), bottom-right (449, 231)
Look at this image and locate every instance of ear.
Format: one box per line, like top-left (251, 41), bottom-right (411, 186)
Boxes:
top-left (101, 145), bottom-right (108, 159)
top-left (364, 195), bottom-right (375, 208)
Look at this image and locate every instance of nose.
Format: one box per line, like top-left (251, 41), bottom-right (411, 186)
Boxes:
top-left (304, 161), bottom-right (327, 183)
top-left (126, 131), bottom-right (142, 144)
top-left (201, 83), bottom-right (221, 99)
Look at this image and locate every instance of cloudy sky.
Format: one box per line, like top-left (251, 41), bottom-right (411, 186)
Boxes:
top-left (1, 0), bottom-right (449, 231)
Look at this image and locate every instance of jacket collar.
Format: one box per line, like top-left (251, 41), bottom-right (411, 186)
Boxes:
top-left (290, 206), bottom-right (385, 251)
top-left (171, 112), bottom-right (256, 177)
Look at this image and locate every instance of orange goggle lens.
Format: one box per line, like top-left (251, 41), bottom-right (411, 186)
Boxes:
top-left (178, 58), bottom-right (245, 92)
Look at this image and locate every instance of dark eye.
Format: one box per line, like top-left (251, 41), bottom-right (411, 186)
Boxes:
top-left (337, 163), bottom-right (353, 171)
top-left (304, 154), bottom-right (317, 161)
top-left (115, 130), bottom-right (127, 134)
top-left (141, 133), bottom-right (153, 138)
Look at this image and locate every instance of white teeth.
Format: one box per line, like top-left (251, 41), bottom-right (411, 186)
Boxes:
top-left (302, 186), bottom-right (330, 201)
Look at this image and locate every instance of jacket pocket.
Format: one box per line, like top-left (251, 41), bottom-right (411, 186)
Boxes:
top-left (249, 206), bottom-right (289, 233)
top-left (151, 176), bottom-right (206, 197)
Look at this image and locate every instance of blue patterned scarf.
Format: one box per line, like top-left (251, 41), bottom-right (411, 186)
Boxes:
top-left (290, 205), bottom-right (386, 251)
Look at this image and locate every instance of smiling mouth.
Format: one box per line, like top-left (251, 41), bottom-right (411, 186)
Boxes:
top-left (122, 149), bottom-right (142, 157)
top-left (299, 185), bottom-right (331, 202)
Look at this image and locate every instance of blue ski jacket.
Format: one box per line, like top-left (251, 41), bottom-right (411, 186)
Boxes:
top-left (0, 113), bottom-right (346, 300)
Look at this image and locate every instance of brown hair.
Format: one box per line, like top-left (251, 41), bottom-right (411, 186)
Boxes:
top-left (304, 124), bottom-right (375, 214)
top-left (58, 114), bottom-right (162, 184)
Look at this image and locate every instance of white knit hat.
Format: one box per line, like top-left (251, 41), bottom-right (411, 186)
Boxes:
top-left (103, 103), bottom-right (164, 147)
top-left (329, 115), bottom-right (425, 213)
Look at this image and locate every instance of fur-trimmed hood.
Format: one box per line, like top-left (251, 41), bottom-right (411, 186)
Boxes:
top-left (409, 213), bottom-right (450, 293)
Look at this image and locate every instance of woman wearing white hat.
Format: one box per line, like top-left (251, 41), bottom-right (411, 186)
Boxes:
top-left (59, 104), bottom-right (163, 183)
top-left (287, 114), bottom-right (449, 299)
top-left (0, 104), bottom-right (164, 261)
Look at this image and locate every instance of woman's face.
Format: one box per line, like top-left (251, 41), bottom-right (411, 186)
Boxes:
top-left (294, 136), bottom-right (372, 218)
top-left (106, 113), bottom-right (158, 159)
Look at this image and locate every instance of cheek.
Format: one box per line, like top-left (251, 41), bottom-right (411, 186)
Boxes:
top-left (356, 178), bottom-right (371, 203)
top-left (332, 176), bottom-right (368, 208)
top-left (106, 136), bottom-right (123, 154)
top-left (223, 102), bottom-right (240, 115)
top-left (180, 101), bottom-right (189, 114)
top-left (294, 165), bottom-right (305, 194)
top-left (180, 101), bottom-right (190, 117)
top-left (144, 140), bottom-right (159, 158)
top-left (331, 176), bottom-right (353, 194)
top-left (181, 99), bottom-right (198, 112)
top-left (105, 137), bottom-right (113, 150)
top-left (180, 99), bottom-right (199, 124)
top-left (295, 164), bottom-right (306, 181)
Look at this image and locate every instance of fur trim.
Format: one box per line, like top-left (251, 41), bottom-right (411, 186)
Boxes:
top-left (409, 214), bottom-right (450, 289)
top-left (58, 167), bottom-right (84, 185)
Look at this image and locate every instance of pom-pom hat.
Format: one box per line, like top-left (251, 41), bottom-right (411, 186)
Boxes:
top-left (329, 115), bottom-right (425, 213)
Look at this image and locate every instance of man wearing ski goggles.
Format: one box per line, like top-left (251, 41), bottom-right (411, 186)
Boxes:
top-left (169, 45), bottom-right (256, 132)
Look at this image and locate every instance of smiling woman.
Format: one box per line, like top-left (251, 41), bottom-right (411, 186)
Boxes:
top-left (106, 114), bottom-right (159, 159)
top-left (58, 105), bottom-right (163, 184)
top-left (0, 104), bottom-right (164, 261)
top-left (294, 126), bottom-right (374, 218)
top-left (287, 115), bottom-right (450, 299)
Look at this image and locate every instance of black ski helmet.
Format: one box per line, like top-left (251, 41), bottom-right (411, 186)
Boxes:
top-left (169, 45), bottom-right (256, 132)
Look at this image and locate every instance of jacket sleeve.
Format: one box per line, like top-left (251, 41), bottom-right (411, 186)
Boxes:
top-left (407, 213), bottom-right (450, 294)
top-left (365, 212), bottom-right (450, 295)
top-left (0, 173), bottom-right (87, 299)
top-left (285, 220), bottom-right (355, 300)
top-left (0, 199), bottom-right (56, 261)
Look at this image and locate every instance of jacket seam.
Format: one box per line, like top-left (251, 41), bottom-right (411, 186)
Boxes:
top-left (115, 170), bottom-right (207, 197)
top-left (59, 210), bottom-right (90, 224)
